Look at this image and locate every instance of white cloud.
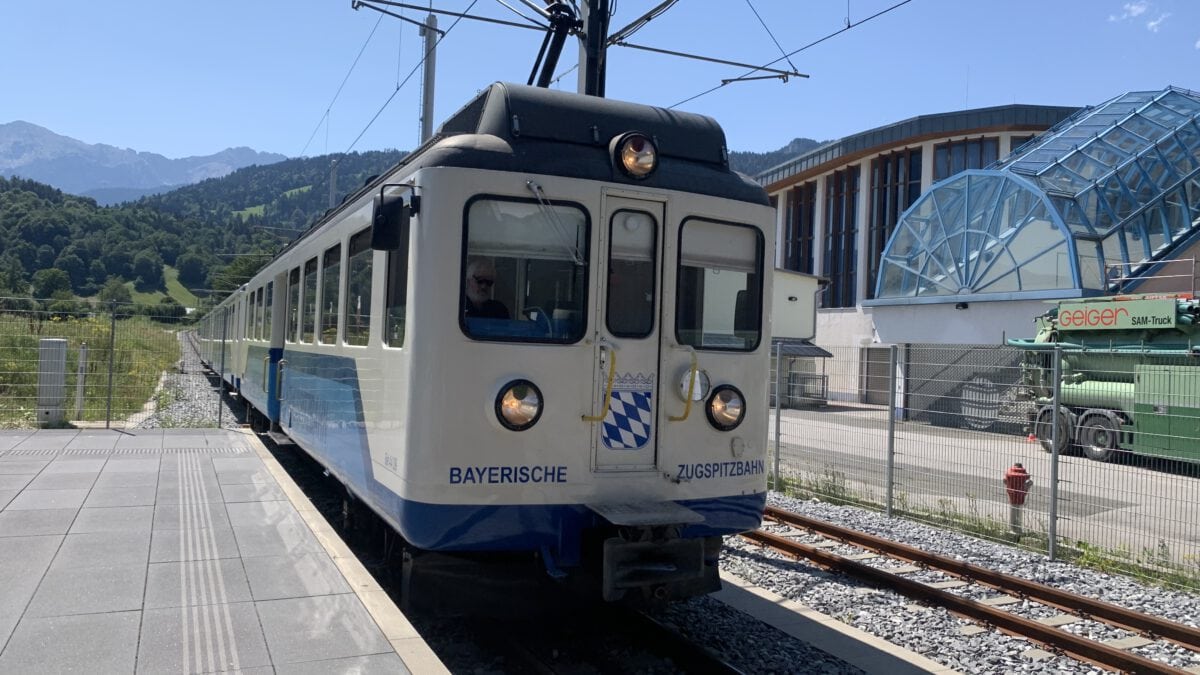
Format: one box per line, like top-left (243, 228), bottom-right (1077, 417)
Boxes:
top-left (1195, 37), bottom-right (1200, 49)
top-left (1109, 1), bottom-right (1150, 21)
top-left (1146, 13), bottom-right (1170, 31)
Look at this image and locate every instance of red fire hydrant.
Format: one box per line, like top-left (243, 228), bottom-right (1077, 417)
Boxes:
top-left (1003, 463), bottom-right (1033, 535)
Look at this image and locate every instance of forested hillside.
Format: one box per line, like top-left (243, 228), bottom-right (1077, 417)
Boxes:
top-left (0, 137), bottom-right (812, 312)
top-left (0, 151), bottom-right (405, 307)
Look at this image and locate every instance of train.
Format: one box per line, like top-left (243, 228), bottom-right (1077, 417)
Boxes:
top-left (194, 82), bottom-right (778, 609)
top-left (1008, 293), bottom-right (1200, 463)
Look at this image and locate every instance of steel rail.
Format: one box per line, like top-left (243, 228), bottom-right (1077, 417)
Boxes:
top-left (742, 527), bottom-right (1186, 675)
top-left (763, 506), bottom-right (1200, 652)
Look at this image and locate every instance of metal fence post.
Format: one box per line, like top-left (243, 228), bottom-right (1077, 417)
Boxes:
top-left (74, 342), bottom-right (88, 420)
top-left (105, 302), bottom-right (117, 429)
top-left (1048, 344), bottom-right (1062, 560)
top-left (886, 345), bottom-right (898, 517)
top-left (772, 342), bottom-right (782, 493)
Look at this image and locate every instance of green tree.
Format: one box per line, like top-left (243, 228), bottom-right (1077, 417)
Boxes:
top-left (175, 252), bottom-right (208, 287)
top-left (98, 276), bottom-right (133, 305)
top-left (31, 268), bottom-right (71, 300)
top-left (54, 250), bottom-right (87, 291)
top-left (132, 250), bottom-right (164, 290)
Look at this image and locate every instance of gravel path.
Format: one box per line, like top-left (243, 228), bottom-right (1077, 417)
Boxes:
top-left (147, 331), bottom-right (1200, 673)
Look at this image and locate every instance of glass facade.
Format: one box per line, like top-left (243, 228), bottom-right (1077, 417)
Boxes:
top-left (824, 167), bottom-right (859, 308)
top-left (867, 149), bottom-right (922, 299)
top-left (873, 87), bottom-right (1200, 304)
top-left (784, 181), bottom-right (816, 274)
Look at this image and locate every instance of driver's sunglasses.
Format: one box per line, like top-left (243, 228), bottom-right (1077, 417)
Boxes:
top-left (473, 276), bottom-right (494, 288)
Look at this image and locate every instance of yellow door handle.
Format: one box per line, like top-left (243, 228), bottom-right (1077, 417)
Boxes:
top-left (583, 346), bottom-right (617, 422)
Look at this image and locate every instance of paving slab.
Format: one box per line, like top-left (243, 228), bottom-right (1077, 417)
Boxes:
top-left (137, 601), bottom-right (273, 674)
top-left (0, 430), bottom-right (35, 452)
top-left (0, 508), bottom-right (77, 536)
top-left (0, 428), bottom-right (443, 674)
top-left (69, 505), bottom-right (154, 534)
top-left (0, 611), bottom-right (140, 673)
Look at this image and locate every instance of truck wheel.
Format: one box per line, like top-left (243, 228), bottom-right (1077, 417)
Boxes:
top-left (1078, 413), bottom-right (1119, 462)
top-left (1034, 405), bottom-right (1073, 455)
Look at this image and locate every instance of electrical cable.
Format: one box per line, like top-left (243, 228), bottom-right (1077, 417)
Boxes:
top-left (298, 13), bottom-right (386, 157)
top-left (669, 0), bottom-right (914, 109)
top-left (343, 0), bottom-right (481, 154)
top-left (744, 0), bottom-right (799, 73)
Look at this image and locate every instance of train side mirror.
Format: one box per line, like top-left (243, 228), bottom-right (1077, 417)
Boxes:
top-left (372, 193), bottom-right (409, 251)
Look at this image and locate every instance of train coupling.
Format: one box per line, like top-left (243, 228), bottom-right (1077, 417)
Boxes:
top-left (587, 501), bottom-right (717, 602)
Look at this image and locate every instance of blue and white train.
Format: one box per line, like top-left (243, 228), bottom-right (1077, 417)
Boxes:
top-left (195, 82), bottom-right (775, 605)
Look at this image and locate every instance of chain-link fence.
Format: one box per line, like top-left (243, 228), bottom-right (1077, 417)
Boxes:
top-left (770, 341), bottom-right (1200, 590)
top-left (0, 298), bottom-right (222, 430)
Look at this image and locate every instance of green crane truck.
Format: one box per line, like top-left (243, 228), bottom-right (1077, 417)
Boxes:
top-left (1007, 294), bottom-right (1200, 462)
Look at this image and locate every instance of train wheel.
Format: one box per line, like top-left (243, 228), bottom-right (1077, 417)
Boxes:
top-left (1033, 405), bottom-right (1073, 455)
top-left (1079, 413), bottom-right (1119, 462)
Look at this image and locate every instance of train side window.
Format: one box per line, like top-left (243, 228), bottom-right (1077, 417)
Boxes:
top-left (461, 197), bottom-right (589, 343)
top-left (606, 210), bottom-right (657, 338)
top-left (263, 281), bottom-right (273, 342)
top-left (344, 228), bottom-right (372, 346)
top-left (286, 267), bottom-right (300, 343)
top-left (302, 257), bottom-right (317, 343)
top-left (249, 284), bottom-right (259, 338)
top-left (675, 218), bottom-right (764, 351)
top-left (320, 244), bottom-right (341, 345)
top-left (385, 216), bottom-right (411, 348)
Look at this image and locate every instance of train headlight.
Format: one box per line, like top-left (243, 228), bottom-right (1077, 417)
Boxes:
top-left (495, 379), bottom-right (543, 431)
top-left (612, 132), bottom-right (658, 179)
top-left (677, 368), bottom-right (711, 402)
top-left (706, 385), bottom-right (745, 431)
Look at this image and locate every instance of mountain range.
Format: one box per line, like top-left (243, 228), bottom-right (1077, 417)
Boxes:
top-left (0, 120), bottom-right (818, 202)
top-left (0, 121), bottom-right (287, 204)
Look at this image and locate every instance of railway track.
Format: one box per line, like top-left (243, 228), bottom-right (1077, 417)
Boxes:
top-left (745, 505), bottom-right (1200, 674)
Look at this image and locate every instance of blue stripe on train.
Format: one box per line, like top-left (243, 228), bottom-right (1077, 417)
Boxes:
top-left (276, 348), bottom-right (764, 566)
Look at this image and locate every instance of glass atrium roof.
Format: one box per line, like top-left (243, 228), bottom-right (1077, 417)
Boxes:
top-left (871, 87), bottom-right (1200, 304)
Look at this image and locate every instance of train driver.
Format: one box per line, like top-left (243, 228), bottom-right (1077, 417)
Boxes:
top-left (464, 257), bottom-right (510, 319)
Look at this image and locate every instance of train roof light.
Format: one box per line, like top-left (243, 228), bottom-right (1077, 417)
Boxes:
top-left (613, 132), bottom-right (657, 179)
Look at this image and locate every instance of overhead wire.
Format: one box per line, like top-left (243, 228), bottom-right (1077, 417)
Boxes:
top-left (669, 0), bottom-right (915, 109)
top-left (343, 0), bottom-right (481, 154)
top-left (743, 0), bottom-right (799, 73)
top-left (298, 13), bottom-right (386, 157)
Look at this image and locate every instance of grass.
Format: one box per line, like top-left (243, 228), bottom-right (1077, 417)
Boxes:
top-left (283, 185), bottom-right (312, 197)
top-left (163, 266), bottom-right (198, 307)
top-left (233, 204), bottom-right (265, 220)
top-left (126, 283), bottom-right (164, 305)
top-left (0, 312), bottom-right (181, 428)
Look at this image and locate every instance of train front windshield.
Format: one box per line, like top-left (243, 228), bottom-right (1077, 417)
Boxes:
top-left (461, 197), bottom-right (589, 342)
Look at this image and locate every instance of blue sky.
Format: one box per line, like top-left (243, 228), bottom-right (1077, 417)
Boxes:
top-left (1, 0), bottom-right (1197, 159)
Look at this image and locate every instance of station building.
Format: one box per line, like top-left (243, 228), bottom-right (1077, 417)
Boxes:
top-left (759, 86), bottom-right (1200, 407)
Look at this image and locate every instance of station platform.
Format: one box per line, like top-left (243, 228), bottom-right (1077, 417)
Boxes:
top-left (0, 427), bottom-right (447, 674)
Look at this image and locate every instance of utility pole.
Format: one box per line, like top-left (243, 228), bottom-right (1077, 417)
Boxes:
top-left (577, 0), bottom-right (610, 96)
top-left (420, 13), bottom-right (438, 143)
top-left (328, 158), bottom-right (339, 209)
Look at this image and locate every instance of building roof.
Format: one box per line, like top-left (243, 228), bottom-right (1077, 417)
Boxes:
top-left (869, 87), bottom-right (1200, 306)
top-left (757, 104), bottom-right (1079, 190)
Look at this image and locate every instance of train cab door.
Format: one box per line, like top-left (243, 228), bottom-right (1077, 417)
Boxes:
top-left (589, 193), bottom-right (665, 471)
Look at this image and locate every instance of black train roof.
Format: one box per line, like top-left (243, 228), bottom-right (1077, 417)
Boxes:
top-left (403, 82), bottom-right (769, 205)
